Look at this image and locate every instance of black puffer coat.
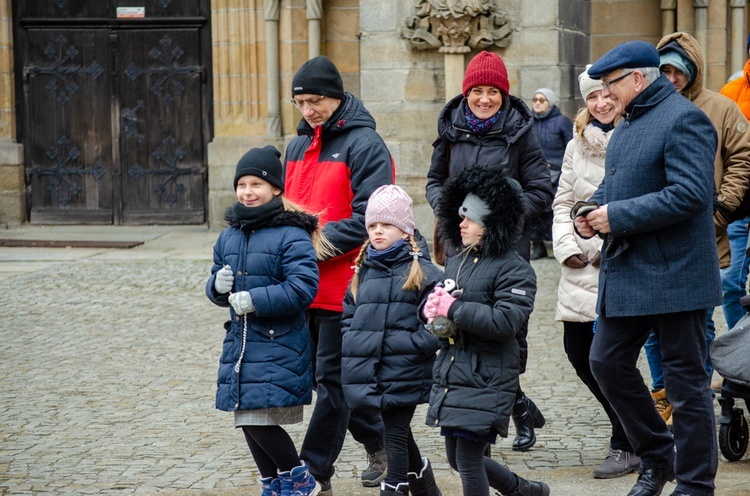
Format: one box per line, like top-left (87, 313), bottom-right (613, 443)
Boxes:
top-left (341, 233), bottom-right (444, 411)
top-left (426, 166), bottom-right (537, 439)
top-left (426, 94), bottom-right (553, 259)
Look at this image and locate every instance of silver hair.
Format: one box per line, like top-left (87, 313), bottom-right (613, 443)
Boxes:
top-left (636, 66), bottom-right (661, 83)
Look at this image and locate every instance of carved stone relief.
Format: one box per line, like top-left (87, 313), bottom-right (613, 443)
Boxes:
top-left (402, 0), bottom-right (512, 53)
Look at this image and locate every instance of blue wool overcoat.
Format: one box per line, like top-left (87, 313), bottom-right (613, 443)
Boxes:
top-left (589, 75), bottom-right (723, 317)
top-left (206, 209), bottom-right (319, 412)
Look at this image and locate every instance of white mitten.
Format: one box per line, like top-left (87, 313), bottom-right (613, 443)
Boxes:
top-left (214, 265), bottom-right (234, 294)
top-left (229, 291), bottom-right (255, 315)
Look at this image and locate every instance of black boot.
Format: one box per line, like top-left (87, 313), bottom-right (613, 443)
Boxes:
top-left (408, 457), bottom-right (442, 496)
top-left (512, 394), bottom-right (546, 451)
top-left (530, 241), bottom-right (547, 260)
top-left (501, 476), bottom-right (550, 496)
top-left (380, 481), bottom-right (410, 495)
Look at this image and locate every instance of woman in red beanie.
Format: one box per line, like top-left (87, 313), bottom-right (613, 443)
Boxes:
top-left (425, 50), bottom-right (553, 455)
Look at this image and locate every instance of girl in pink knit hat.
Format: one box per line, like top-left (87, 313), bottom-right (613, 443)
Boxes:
top-left (341, 185), bottom-right (444, 496)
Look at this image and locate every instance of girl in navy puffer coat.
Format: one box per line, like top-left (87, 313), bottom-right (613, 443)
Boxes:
top-left (341, 185), bottom-right (444, 496)
top-left (206, 146), bottom-right (330, 496)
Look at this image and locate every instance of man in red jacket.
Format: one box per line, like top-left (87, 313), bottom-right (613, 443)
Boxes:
top-left (284, 55), bottom-right (395, 495)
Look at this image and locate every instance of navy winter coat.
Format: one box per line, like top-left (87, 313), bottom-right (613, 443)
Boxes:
top-left (341, 234), bottom-right (444, 412)
top-left (589, 75), bottom-right (723, 316)
top-left (532, 106), bottom-right (573, 168)
top-left (206, 209), bottom-right (319, 412)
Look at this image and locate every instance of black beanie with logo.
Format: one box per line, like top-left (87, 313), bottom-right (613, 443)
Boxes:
top-left (292, 55), bottom-right (344, 99)
top-left (233, 146), bottom-right (284, 192)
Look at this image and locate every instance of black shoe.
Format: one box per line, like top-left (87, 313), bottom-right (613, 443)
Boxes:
top-left (500, 476), bottom-right (550, 496)
top-left (530, 241), bottom-right (547, 260)
top-left (512, 394), bottom-right (546, 452)
top-left (626, 464), bottom-right (675, 496)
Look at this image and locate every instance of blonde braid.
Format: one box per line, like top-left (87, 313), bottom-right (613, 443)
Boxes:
top-left (349, 239), bottom-right (370, 303)
top-left (403, 235), bottom-right (425, 292)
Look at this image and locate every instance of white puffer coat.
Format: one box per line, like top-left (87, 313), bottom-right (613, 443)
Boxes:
top-left (551, 123), bottom-right (611, 322)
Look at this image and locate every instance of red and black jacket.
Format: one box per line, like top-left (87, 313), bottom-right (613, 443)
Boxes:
top-left (284, 93), bottom-right (395, 312)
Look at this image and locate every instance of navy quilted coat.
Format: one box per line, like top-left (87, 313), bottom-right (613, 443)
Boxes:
top-left (341, 234), bottom-right (444, 411)
top-left (206, 208), bottom-right (319, 412)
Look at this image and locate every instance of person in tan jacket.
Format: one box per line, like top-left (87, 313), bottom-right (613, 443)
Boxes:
top-left (646, 32), bottom-right (750, 420)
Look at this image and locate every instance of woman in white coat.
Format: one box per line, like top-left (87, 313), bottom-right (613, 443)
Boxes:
top-left (551, 67), bottom-right (638, 480)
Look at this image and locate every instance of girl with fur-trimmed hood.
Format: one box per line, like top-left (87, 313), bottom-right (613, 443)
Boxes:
top-left (421, 166), bottom-right (549, 496)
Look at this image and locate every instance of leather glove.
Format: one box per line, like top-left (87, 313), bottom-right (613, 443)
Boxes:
top-left (590, 251), bottom-right (601, 268)
top-left (563, 254), bottom-right (588, 269)
top-left (229, 291), bottom-right (255, 315)
top-left (214, 265), bottom-right (234, 294)
top-left (428, 289), bottom-right (457, 318)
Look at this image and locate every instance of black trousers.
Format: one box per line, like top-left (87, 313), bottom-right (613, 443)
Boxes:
top-left (590, 310), bottom-right (717, 496)
top-left (382, 405), bottom-right (423, 485)
top-left (563, 321), bottom-right (632, 452)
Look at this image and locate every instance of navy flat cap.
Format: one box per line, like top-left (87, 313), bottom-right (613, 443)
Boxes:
top-left (588, 40), bottom-right (660, 80)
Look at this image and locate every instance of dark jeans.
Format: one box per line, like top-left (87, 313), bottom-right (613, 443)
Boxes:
top-left (444, 435), bottom-right (517, 495)
top-left (300, 309), bottom-right (385, 482)
top-left (382, 405), bottom-right (423, 485)
top-left (241, 425), bottom-right (299, 478)
top-left (590, 310), bottom-right (717, 496)
top-left (563, 321), bottom-right (632, 452)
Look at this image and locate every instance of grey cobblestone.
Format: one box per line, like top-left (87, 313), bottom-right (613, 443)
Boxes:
top-left (0, 227), bottom-right (748, 495)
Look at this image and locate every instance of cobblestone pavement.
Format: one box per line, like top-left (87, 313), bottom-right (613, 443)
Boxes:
top-left (1, 226), bottom-right (748, 495)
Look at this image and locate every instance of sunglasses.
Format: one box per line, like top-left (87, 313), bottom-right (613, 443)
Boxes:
top-left (531, 97), bottom-right (547, 103)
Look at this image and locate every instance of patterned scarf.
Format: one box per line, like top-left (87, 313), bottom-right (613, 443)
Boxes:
top-left (464, 103), bottom-right (502, 134)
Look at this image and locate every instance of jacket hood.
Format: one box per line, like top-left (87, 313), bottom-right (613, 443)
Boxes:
top-left (436, 166), bottom-right (525, 257)
top-left (657, 32), bottom-right (703, 101)
top-left (438, 93), bottom-right (534, 145)
top-left (224, 205), bottom-right (319, 234)
top-left (295, 93), bottom-right (377, 137)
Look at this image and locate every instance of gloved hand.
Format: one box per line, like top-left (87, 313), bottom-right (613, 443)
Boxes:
top-left (590, 251), bottom-right (601, 268)
top-left (229, 291), bottom-right (255, 315)
top-left (427, 288), bottom-right (457, 318)
top-left (563, 254), bottom-right (588, 269)
top-left (214, 265), bottom-right (234, 294)
top-left (422, 301), bottom-right (438, 323)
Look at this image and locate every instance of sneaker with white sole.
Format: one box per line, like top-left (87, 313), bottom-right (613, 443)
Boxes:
top-left (593, 448), bottom-right (640, 479)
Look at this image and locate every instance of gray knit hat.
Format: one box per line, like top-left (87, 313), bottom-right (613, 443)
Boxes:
top-left (365, 185), bottom-right (415, 235)
top-left (458, 193), bottom-right (491, 227)
top-left (534, 88), bottom-right (558, 107)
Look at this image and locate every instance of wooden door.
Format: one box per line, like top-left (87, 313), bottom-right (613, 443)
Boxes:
top-left (14, 1), bottom-right (211, 224)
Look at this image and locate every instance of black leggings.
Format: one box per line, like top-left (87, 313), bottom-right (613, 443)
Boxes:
top-left (444, 436), bottom-right (518, 495)
top-left (382, 405), bottom-right (424, 485)
top-left (241, 425), bottom-right (300, 478)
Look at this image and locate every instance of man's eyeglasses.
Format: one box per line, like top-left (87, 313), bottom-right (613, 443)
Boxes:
top-left (291, 96), bottom-right (325, 109)
top-left (531, 97), bottom-right (547, 103)
top-left (602, 71), bottom-right (633, 91)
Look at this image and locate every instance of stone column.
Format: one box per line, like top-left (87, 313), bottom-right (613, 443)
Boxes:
top-left (730, 0), bottom-right (747, 75)
top-left (265, 0), bottom-right (281, 138)
top-left (693, 0), bottom-right (709, 76)
top-left (307, 0), bottom-right (322, 59)
top-left (444, 54), bottom-right (465, 102)
top-left (207, 1), bottom-right (271, 227)
top-left (0, 2), bottom-right (25, 226)
top-left (661, 0), bottom-right (677, 36)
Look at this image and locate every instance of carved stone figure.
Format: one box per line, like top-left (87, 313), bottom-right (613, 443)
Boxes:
top-left (403, 0), bottom-right (511, 53)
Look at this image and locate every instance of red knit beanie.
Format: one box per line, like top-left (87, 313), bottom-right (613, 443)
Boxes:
top-left (462, 51), bottom-right (510, 96)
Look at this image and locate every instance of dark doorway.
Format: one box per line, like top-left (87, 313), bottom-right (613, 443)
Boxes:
top-left (13, 0), bottom-right (212, 224)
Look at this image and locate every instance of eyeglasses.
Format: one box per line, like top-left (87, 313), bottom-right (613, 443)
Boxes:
top-left (531, 97), bottom-right (547, 103)
top-left (291, 95), bottom-right (325, 109)
top-left (601, 71), bottom-right (633, 91)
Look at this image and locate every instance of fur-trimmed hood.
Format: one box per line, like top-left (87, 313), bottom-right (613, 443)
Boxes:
top-left (224, 205), bottom-right (319, 234)
top-left (437, 166), bottom-right (525, 257)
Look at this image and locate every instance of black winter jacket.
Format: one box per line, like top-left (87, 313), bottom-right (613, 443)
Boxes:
top-left (426, 166), bottom-right (537, 439)
top-left (426, 94), bottom-right (554, 259)
top-left (341, 233), bottom-right (444, 412)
